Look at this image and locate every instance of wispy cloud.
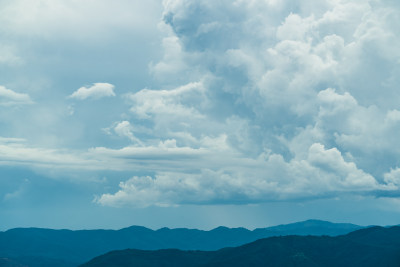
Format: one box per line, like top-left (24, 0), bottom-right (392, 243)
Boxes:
top-left (0, 85), bottom-right (33, 106)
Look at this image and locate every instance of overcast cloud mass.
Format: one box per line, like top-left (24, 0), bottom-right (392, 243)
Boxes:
top-left (1, 0), bottom-right (400, 230)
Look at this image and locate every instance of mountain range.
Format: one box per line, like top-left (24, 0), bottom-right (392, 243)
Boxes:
top-left (80, 226), bottom-right (400, 267)
top-left (0, 220), bottom-right (363, 267)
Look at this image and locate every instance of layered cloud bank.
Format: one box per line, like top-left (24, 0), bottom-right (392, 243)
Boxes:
top-left (1, 0), bottom-right (400, 208)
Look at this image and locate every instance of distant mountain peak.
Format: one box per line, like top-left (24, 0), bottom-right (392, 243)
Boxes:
top-left (120, 225), bottom-right (152, 232)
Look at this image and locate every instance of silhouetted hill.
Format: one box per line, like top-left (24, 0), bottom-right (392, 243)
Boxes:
top-left (80, 226), bottom-right (400, 267)
top-left (0, 220), bottom-right (362, 266)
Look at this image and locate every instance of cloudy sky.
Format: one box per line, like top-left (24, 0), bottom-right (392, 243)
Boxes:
top-left (1, 0), bottom-right (400, 230)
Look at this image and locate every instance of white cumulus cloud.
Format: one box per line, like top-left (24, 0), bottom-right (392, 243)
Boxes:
top-left (69, 83), bottom-right (115, 100)
top-left (94, 0), bottom-right (400, 207)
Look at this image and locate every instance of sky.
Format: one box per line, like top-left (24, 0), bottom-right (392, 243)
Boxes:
top-left (1, 0), bottom-right (400, 231)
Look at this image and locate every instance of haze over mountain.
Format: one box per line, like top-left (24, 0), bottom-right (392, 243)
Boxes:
top-left (0, 220), bottom-right (362, 267)
top-left (80, 226), bottom-right (400, 267)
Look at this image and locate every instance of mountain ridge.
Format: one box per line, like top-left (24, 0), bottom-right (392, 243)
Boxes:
top-left (1, 219), bottom-right (363, 233)
top-left (80, 226), bottom-right (400, 267)
top-left (0, 219), bottom-right (365, 267)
